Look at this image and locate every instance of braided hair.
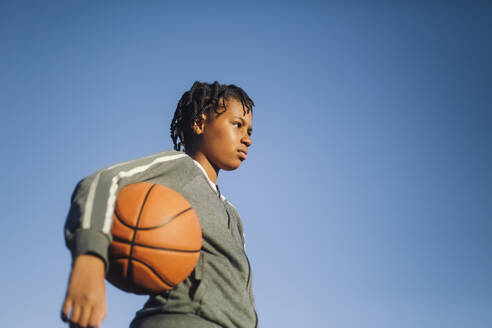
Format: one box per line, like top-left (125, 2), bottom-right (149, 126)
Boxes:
top-left (170, 81), bottom-right (255, 151)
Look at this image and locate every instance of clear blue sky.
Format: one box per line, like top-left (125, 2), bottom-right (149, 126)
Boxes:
top-left (1, 1), bottom-right (491, 327)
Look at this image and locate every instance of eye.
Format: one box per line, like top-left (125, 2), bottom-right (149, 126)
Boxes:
top-left (233, 122), bottom-right (242, 128)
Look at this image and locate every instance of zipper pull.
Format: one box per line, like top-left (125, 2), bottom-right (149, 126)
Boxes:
top-left (226, 208), bottom-right (231, 229)
top-left (217, 184), bottom-right (231, 229)
top-left (216, 184), bottom-right (221, 199)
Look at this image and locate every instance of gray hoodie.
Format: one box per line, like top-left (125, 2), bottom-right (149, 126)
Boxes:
top-left (64, 150), bottom-right (257, 328)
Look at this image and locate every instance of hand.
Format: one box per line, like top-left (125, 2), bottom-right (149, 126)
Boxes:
top-left (61, 254), bottom-right (107, 328)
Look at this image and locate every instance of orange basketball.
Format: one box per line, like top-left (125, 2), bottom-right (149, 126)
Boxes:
top-left (107, 182), bottom-right (202, 295)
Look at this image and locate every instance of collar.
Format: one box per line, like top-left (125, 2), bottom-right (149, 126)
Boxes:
top-left (192, 159), bottom-right (226, 201)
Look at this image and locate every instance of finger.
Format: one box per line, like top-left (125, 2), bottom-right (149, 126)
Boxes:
top-left (61, 298), bottom-right (72, 322)
top-left (70, 304), bottom-right (81, 324)
top-left (89, 304), bottom-right (104, 328)
top-left (61, 311), bottom-right (69, 323)
top-left (78, 304), bottom-right (92, 328)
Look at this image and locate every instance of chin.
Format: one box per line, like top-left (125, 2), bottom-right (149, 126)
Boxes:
top-left (220, 160), bottom-right (242, 171)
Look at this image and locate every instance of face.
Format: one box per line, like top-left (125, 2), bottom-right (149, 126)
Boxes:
top-left (195, 97), bottom-right (253, 171)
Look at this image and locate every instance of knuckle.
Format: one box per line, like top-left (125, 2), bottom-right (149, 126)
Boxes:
top-left (81, 293), bottom-right (97, 304)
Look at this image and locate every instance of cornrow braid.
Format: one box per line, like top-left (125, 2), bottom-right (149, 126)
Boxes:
top-left (170, 81), bottom-right (255, 151)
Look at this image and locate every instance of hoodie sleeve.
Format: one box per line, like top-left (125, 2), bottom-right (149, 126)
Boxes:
top-left (63, 151), bottom-right (188, 269)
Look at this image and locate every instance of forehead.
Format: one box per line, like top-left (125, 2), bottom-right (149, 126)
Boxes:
top-left (223, 97), bottom-right (253, 119)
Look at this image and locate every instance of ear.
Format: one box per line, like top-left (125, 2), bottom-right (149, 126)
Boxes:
top-left (192, 114), bottom-right (207, 135)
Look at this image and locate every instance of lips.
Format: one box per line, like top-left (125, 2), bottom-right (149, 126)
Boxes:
top-left (238, 149), bottom-right (248, 160)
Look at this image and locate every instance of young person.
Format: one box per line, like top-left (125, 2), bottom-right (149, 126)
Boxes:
top-left (61, 81), bottom-right (258, 328)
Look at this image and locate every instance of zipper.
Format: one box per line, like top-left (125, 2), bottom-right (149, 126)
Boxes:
top-left (218, 185), bottom-right (258, 327)
top-left (225, 206), bottom-right (231, 230)
top-left (224, 202), bottom-right (251, 288)
top-left (234, 217), bottom-right (258, 328)
top-left (243, 244), bottom-right (252, 288)
top-left (244, 252), bottom-right (258, 328)
top-left (217, 184), bottom-right (231, 229)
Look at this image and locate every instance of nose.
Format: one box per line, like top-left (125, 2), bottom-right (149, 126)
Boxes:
top-left (242, 134), bottom-right (252, 147)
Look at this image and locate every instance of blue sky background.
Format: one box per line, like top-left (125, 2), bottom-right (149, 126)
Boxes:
top-left (1, 1), bottom-right (491, 327)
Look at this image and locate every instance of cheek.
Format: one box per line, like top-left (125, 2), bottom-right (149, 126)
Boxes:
top-left (213, 126), bottom-right (236, 145)
top-left (203, 127), bottom-right (229, 154)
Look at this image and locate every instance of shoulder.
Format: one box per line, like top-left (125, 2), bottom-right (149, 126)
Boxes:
top-left (77, 150), bottom-right (195, 187)
top-left (108, 150), bottom-right (190, 170)
top-left (223, 199), bottom-right (239, 215)
top-left (99, 150), bottom-right (193, 175)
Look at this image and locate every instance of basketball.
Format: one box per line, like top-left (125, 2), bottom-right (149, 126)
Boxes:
top-left (106, 182), bottom-right (202, 295)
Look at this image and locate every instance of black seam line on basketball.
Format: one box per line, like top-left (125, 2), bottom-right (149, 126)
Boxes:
top-left (112, 236), bottom-right (201, 253)
top-left (128, 183), bottom-right (157, 288)
top-left (115, 207), bottom-right (193, 231)
top-left (108, 256), bottom-right (176, 288)
top-left (139, 207), bottom-right (193, 230)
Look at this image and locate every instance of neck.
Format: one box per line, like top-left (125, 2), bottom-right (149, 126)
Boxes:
top-left (187, 151), bottom-right (219, 184)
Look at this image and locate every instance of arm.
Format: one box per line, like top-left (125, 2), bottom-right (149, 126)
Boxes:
top-left (62, 173), bottom-right (110, 328)
top-left (61, 151), bottom-right (187, 327)
top-left (61, 254), bottom-right (106, 328)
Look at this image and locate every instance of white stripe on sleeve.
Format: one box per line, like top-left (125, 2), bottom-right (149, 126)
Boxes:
top-left (81, 156), bottom-right (143, 229)
top-left (101, 153), bottom-right (187, 234)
